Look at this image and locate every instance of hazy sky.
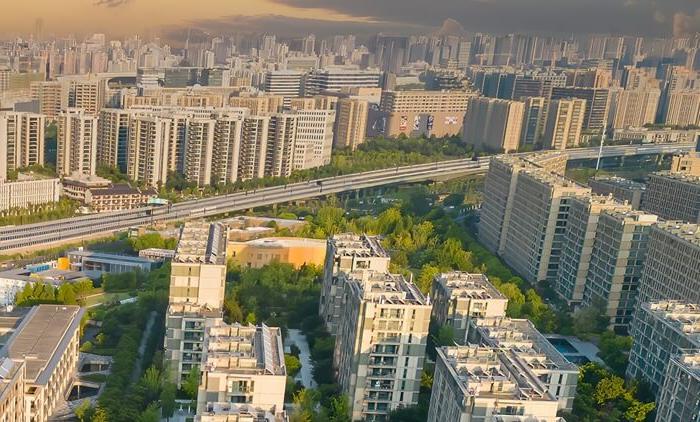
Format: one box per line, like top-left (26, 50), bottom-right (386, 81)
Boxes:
top-left (4, 0), bottom-right (700, 38)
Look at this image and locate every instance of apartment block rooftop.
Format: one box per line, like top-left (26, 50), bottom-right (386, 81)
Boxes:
top-left (0, 357), bottom-right (24, 403)
top-left (203, 323), bottom-right (286, 377)
top-left (196, 403), bottom-right (286, 422)
top-left (0, 305), bottom-right (84, 384)
top-left (434, 272), bottom-right (506, 301)
top-left (347, 271), bottom-right (429, 306)
top-left (655, 221), bottom-right (700, 246)
top-left (591, 176), bottom-right (646, 191)
top-left (472, 317), bottom-right (578, 373)
top-left (174, 222), bottom-right (227, 265)
top-left (167, 303), bottom-right (223, 319)
top-left (644, 301), bottom-right (700, 344)
top-left (521, 168), bottom-right (590, 191)
top-left (602, 209), bottom-right (658, 223)
top-left (329, 233), bottom-right (388, 258)
top-left (652, 171), bottom-right (700, 184)
top-left (438, 346), bottom-right (556, 403)
top-left (672, 352), bottom-right (700, 379)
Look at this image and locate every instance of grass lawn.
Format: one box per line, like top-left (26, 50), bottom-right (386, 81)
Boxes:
top-left (83, 291), bottom-right (134, 307)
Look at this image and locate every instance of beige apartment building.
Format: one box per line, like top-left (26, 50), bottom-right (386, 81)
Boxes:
top-left (543, 98), bottom-right (586, 150)
top-left (0, 357), bottom-right (24, 422)
top-left (166, 223), bottom-right (228, 384)
top-left (588, 176), bottom-right (645, 209)
top-left (30, 81), bottom-right (68, 119)
top-left (463, 97), bottom-right (525, 153)
top-left (229, 95), bottom-right (284, 115)
top-left (196, 323), bottom-right (286, 418)
top-left (430, 272), bottom-right (508, 344)
top-left (292, 109), bottom-right (335, 171)
top-left (655, 351), bottom-right (700, 421)
top-left (608, 88), bottom-right (660, 130)
top-left (320, 233), bottom-right (390, 335)
top-left (555, 195), bottom-right (631, 306)
top-left (499, 170), bottom-right (591, 284)
top-left (334, 97), bottom-right (368, 150)
top-left (627, 301), bottom-right (700, 394)
top-left (670, 151), bottom-right (700, 176)
top-left (196, 403), bottom-right (285, 422)
top-left (57, 108), bottom-right (99, 177)
top-left (637, 222), bottom-right (700, 307)
top-left (643, 172), bottom-right (700, 223)
top-left (334, 271), bottom-right (431, 421)
top-left (468, 317), bottom-right (579, 411)
top-left (379, 90), bottom-right (472, 138)
top-left (582, 210), bottom-right (657, 330)
top-left (126, 113), bottom-right (173, 187)
top-left (663, 90), bottom-right (700, 126)
top-left (428, 346), bottom-right (562, 422)
top-left (0, 178), bottom-right (61, 212)
top-left (0, 112), bottom-right (46, 178)
top-left (0, 305), bottom-right (84, 422)
top-left (96, 108), bottom-right (130, 170)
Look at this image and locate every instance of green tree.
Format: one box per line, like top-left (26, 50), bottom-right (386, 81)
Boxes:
top-left (92, 407), bottom-right (109, 422)
top-left (136, 403), bottom-right (161, 422)
top-left (593, 376), bottom-right (627, 405)
top-left (160, 382), bottom-right (177, 421)
top-left (499, 283), bottom-right (525, 317)
top-left (597, 331), bottom-right (633, 376)
top-left (182, 366), bottom-right (200, 400)
top-left (416, 264), bottom-right (440, 294)
top-left (74, 400), bottom-right (94, 422)
top-left (624, 400), bottom-right (655, 422)
top-left (436, 325), bottom-right (455, 346)
top-left (138, 366), bottom-right (163, 404)
top-left (327, 395), bottom-right (351, 422)
top-left (285, 354), bottom-right (302, 377)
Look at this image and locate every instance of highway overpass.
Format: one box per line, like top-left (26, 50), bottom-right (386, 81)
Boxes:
top-left (0, 143), bottom-right (691, 254)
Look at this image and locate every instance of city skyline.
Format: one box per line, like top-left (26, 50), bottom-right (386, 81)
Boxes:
top-left (2, 0), bottom-right (700, 38)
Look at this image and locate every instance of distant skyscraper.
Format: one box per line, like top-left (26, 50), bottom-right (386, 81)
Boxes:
top-left (462, 97), bottom-right (525, 153)
top-left (542, 98), bottom-right (586, 150)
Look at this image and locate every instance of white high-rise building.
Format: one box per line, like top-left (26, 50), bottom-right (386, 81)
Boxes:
top-left (293, 109), bottom-right (335, 170)
top-left (126, 114), bottom-right (173, 187)
top-left (57, 108), bottom-right (98, 176)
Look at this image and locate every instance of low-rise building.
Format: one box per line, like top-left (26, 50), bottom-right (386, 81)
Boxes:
top-left (0, 265), bottom-right (90, 306)
top-left (627, 301), bottom-right (700, 395)
top-left (138, 248), bottom-right (176, 261)
top-left (85, 184), bottom-right (155, 213)
top-left (469, 317), bottom-right (579, 411)
top-left (0, 178), bottom-right (61, 212)
top-left (61, 174), bottom-right (111, 203)
top-left (320, 233), bottom-right (390, 335)
top-left (612, 127), bottom-right (700, 144)
top-left (0, 305), bottom-right (84, 422)
top-left (588, 176), bottom-right (645, 209)
top-left (428, 346), bottom-right (562, 422)
top-left (430, 272), bottom-right (508, 344)
top-left (655, 351), bottom-right (700, 422)
top-left (228, 237), bottom-right (326, 269)
top-left (66, 250), bottom-right (158, 278)
top-left (197, 323), bottom-right (286, 418)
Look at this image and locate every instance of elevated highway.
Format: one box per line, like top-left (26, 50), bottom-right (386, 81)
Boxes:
top-left (0, 143), bottom-right (691, 254)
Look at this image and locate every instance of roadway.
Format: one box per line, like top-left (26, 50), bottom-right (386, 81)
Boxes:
top-left (0, 143), bottom-right (691, 254)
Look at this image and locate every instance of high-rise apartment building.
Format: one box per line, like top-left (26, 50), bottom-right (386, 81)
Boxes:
top-left (588, 176), bottom-right (646, 210)
top-left (655, 352), bottom-right (700, 421)
top-left (333, 97), bottom-right (368, 150)
top-left (555, 195), bottom-right (632, 306)
top-left (30, 80), bottom-right (68, 119)
top-left (627, 301), bottom-right (700, 394)
top-left (608, 88), bottom-right (661, 130)
top-left (320, 233), bottom-right (390, 335)
top-left (264, 113), bottom-right (297, 178)
top-left (166, 222), bottom-right (228, 384)
top-left (499, 170), bottom-right (590, 284)
top-left (0, 112), bottom-right (46, 179)
top-left (67, 77), bottom-right (105, 115)
top-left (196, 323), bottom-right (286, 419)
top-left (542, 98), bottom-right (586, 150)
top-left (97, 108), bottom-right (130, 172)
top-left (57, 108), bottom-right (98, 176)
top-left (292, 109), bottom-right (335, 170)
top-left (229, 95), bottom-right (284, 115)
top-left (0, 305), bottom-right (84, 422)
top-left (582, 210), bottom-right (657, 329)
top-left (126, 114), bottom-right (173, 187)
top-left (520, 96), bottom-right (548, 148)
top-left (334, 271), bottom-right (431, 420)
top-left (662, 90), bottom-right (700, 126)
top-left (427, 346), bottom-right (562, 422)
top-left (237, 116), bottom-right (270, 181)
top-left (551, 87), bottom-right (610, 131)
top-left (469, 317), bottom-right (579, 411)
top-left (643, 172), bottom-right (700, 223)
top-left (430, 272), bottom-right (508, 344)
top-left (183, 119), bottom-right (217, 187)
top-left (463, 97), bottom-right (525, 153)
top-left (378, 90), bottom-right (471, 138)
top-left (637, 222), bottom-right (700, 306)
top-left (211, 114), bottom-right (244, 185)
top-left (478, 154), bottom-right (569, 255)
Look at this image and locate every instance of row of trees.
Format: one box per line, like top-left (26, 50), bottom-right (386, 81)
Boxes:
top-left (14, 279), bottom-right (94, 306)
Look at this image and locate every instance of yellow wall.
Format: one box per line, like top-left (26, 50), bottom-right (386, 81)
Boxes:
top-left (228, 238), bottom-right (326, 269)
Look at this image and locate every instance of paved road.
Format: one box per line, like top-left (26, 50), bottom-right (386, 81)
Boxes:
top-left (0, 143), bottom-right (690, 254)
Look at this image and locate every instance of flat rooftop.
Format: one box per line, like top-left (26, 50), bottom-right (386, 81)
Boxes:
top-left (242, 237), bottom-right (326, 249)
top-left (590, 176), bottom-right (646, 190)
top-left (204, 324), bottom-right (285, 377)
top-left (651, 171), bottom-right (700, 185)
top-left (655, 221), bottom-right (700, 247)
top-left (174, 222), bottom-right (227, 265)
top-left (644, 301), bottom-right (700, 344)
top-left (435, 272), bottom-right (506, 301)
top-left (67, 250), bottom-right (156, 265)
top-left (0, 305), bottom-right (84, 384)
top-left (330, 233), bottom-right (388, 258)
top-left (347, 271), bottom-right (429, 306)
